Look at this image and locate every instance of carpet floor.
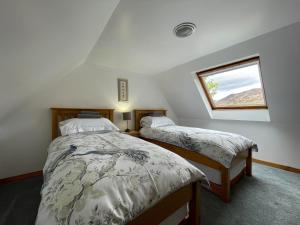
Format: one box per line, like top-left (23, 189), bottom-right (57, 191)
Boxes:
top-left (0, 163), bottom-right (299, 225)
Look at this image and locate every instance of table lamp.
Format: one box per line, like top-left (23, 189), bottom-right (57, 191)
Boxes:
top-left (122, 112), bottom-right (131, 132)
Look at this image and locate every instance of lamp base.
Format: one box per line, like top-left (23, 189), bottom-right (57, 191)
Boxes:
top-left (125, 128), bottom-right (130, 132)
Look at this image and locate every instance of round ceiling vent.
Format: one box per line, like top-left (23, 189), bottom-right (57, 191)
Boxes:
top-left (173, 22), bottom-right (196, 38)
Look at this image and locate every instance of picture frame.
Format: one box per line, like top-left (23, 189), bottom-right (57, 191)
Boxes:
top-left (118, 78), bottom-right (128, 102)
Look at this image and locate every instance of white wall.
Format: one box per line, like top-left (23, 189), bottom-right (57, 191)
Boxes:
top-left (0, 63), bottom-right (176, 179)
top-left (0, 0), bottom-right (119, 121)
top-left (0, 0), bottom-right (123, 179)
top-left (154, 22), bottom-right (300, 169)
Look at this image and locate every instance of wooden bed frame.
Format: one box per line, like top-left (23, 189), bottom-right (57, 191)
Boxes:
top-left (50, 107), bottom-right (202, 225)
top-left (134, 109), bottom-right (252, 202)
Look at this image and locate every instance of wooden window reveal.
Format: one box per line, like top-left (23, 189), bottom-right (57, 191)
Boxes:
top-left (197, 57), bottom-right (268, 110)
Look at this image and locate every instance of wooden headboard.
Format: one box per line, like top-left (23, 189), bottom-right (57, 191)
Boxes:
top-left (51, 108), bottom-right (114, 140)
top-left (134, 109), bottom-right (167, 131)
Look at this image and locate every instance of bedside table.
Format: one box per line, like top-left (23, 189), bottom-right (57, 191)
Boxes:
top-left (122, 130), bottom-right (140, 138)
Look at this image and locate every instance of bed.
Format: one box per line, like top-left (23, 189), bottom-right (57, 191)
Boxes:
top-left (35, 108), bottom-right (207, 225)
top-left (134, 109), bottom-right (256, 202)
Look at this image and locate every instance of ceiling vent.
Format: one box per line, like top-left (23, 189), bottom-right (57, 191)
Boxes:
top-left (173, 22), bottom-right (196, 38)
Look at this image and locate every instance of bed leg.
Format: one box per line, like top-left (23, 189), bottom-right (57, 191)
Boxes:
top-left (221, 168), bottom-right (230, 202)
top-left (188, 182), bottom-right (201, 225)
top-left (246, 149), bottom-right (252, 176)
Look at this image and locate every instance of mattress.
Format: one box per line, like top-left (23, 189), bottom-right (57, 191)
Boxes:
top-left (189, 156), bottom-right (246, 185)
top-left (160, 205), bottom-right (188, 225)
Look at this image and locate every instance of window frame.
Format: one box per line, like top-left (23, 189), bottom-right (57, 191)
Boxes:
top-left (196, 56), bottom-right (268, 110)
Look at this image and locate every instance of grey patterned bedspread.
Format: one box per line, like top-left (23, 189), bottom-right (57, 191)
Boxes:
top-left (140, 126), bottom-right (258, 168)
top-left (35, 131), bottom-right (206, 225)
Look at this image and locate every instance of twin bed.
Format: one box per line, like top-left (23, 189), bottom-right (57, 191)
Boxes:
top-left (134, 109), bottom-right (257, 202)
top-left (36, 108), bottom-right (207, 225)
top-left (36, 107), bottom-right (257, 225)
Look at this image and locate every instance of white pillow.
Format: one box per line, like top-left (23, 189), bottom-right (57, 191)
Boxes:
top-left (140, 116), bottom-right (175, 128)
top-left (59, 118), bottom-right (119, 136)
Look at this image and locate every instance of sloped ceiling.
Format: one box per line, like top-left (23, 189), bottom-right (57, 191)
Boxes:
top-left (154, 22), bottom-right (300, 124)
top-left (0, 0), bottom-right (119, 120)
top-left (87, 0), bottom-right (300, 75)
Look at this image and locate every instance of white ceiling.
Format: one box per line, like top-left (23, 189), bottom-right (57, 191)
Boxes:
top-left (0, 0), bottom-right (119, 119)
top-left (88, 0), bottom-right (300, 75)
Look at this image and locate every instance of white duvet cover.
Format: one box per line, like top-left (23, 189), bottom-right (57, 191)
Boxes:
top-left (35, 131), bottom-right (206, 225)
top-left (140, 125), bottom-right (258, 168)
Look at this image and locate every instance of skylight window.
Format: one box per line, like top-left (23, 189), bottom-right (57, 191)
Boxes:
top-left (197, 57), bottom-right (267, 110)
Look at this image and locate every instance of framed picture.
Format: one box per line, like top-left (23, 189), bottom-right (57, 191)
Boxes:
top-left (118, 78), bottom-right (128, 102)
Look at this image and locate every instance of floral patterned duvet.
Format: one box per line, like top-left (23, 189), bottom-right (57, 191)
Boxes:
top-left (35, 131), bottom-right (206, 225)
top-left (140, 126), bottom-right (258, 168)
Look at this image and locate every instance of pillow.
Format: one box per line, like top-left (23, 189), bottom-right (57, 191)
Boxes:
top-left (78, 113), bottom-right (102, 118)
top-left (144, 112), bottom-right (164, 117)
top-left (59, 118), bottom-right (119, 136)
top-left (77, 111), bottom-right (102, 118)
top-left (80, 111), bottom-right (100, 115)
top-left (140, 116), bottom-right (175, 128)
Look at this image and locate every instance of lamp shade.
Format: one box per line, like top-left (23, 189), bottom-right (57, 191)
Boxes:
top-left (122, 112), bottom-right (131, 120)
